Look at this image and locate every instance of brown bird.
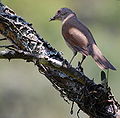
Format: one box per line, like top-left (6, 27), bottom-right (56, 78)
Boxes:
top-left (50, 8), bottom-right (116, 70)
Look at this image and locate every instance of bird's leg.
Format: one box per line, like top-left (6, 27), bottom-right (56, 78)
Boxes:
top-left (77, 55), bottom-right (86, 72)
top-left (80, 55), bottom-right (86, 65)
top-left (69, 51), bottom-right (77, 64)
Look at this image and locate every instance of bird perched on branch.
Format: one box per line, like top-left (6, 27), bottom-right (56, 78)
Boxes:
top-left (50, 8), bottom-right (116, 70)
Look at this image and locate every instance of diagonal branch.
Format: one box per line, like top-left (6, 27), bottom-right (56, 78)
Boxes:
top-left (0, 3), bottom-right (120, 118)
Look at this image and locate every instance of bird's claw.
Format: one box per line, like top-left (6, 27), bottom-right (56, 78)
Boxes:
top-left (62, 59), bottom-right (72, 68)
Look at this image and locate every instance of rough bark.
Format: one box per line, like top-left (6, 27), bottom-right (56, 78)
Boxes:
top-left (0, 3), bottom-right (120, 118)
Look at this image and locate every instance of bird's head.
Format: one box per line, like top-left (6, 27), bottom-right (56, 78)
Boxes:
top-left (50, 8), bottom-right (75, 22)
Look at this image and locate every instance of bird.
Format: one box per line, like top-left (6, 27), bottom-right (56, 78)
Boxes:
top-left (50, 8), bottom-right (116, 70)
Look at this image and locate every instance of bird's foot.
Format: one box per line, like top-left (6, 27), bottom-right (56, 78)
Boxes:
top-left (62, 59), bottom-right (72, 68)
top-left (76, 61), bottom-right (83, 72)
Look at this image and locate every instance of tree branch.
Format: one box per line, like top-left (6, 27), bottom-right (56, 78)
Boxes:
top-left (0, 3), bottom-right (119, 118)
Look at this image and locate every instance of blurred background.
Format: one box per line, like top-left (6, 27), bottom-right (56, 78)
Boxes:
top-left (0, 0), bottom-right (120, 118)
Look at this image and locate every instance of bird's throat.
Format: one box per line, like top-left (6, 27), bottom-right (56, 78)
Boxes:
top-left (62, 14), bottom-right (76, 24)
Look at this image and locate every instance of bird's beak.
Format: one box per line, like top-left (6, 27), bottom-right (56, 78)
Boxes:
top-left (49, 16), bottom-right (56, 22)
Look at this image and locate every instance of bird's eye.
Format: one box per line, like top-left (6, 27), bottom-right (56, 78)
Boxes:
top-left (57, 10), bottom-right (61, 14)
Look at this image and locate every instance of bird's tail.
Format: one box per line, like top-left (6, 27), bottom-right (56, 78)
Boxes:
top-left (91, 44), bottom-right (116, 70)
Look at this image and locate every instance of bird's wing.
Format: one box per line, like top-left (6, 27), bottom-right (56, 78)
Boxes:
top-left (62, 23), bottom-right (90, 56)
top-left (75, 18), bottom-right (97, 45)
top-left (62, 18), bottom-right (97, 56)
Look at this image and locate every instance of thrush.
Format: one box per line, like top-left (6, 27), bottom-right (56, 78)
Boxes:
top-left (50, 8), bottom-right (116, 70)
